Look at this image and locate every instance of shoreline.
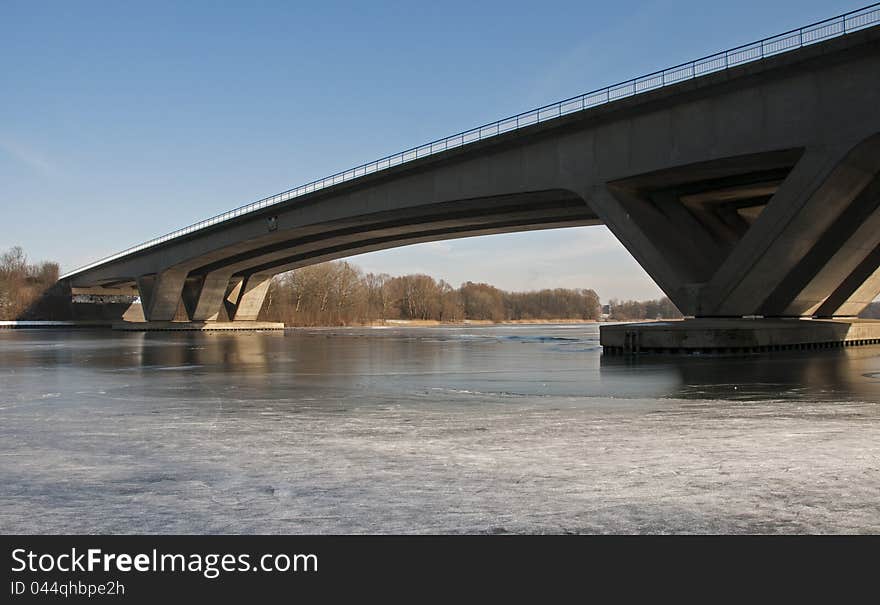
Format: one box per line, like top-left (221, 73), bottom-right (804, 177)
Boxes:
top-left (0, 318), bottom-right (682, 330)
top-left (286, 319), bottom-right (600, 328)
top-left (286, 318), bottom-right (680, 328)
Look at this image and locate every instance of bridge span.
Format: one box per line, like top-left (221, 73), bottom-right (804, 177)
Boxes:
top-left (61, 6), bottom-right (880, 347)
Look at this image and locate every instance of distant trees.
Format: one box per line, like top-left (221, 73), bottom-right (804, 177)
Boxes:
top-left (264, 261), bottom-right (369, 326)
top-left (262, 261), bottom-right (604, 326)
top-left (389, 274), bottom-right (444, 320)
top-left (505, 287), bottom-right (602, 321)
top-left (606, 297), bottom-right (880, 321)
top-left (0, 246), bottom-right (699, 324)
top-left (459, 282), bottom-right (505, 321)
top-left (259, 263), bottom-right (877, 325)
top-left (0, 246), bottom-right (60, 320)
top-left (607, 297), bottom-right (682, 321)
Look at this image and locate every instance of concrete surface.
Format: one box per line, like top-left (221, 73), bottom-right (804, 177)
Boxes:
top-left (601, 318), bottom-right (880, 354)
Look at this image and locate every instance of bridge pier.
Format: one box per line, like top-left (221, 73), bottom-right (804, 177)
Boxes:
top-left (228, 274), bottom-right (272, 321)
top-left (594, 133), bottom-right (880, 355)
top-left (587, 136), bottom-right (880, 320)
top-left (120, 270), bottom-right (277, 329)
top-left (182, 270), bottom-right (235, 321)
top-left (136, 270), bottom-right (188, 322)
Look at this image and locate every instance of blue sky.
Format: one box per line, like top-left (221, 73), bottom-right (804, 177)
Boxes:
top-left (0, 0), bottom-right (862, 300)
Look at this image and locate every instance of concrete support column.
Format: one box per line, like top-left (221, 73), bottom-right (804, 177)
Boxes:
top-left (764, 173), bottom-right (880, 316)
top-left (181, 270), bottom-right (235, 321)
top-left (229, 274), bottom-right (272, 321)
top-left (586, 185), bottom-right (701, 314)
top-left (704, 136), bottom-right (880, 316)
top-left (814, 246), bottom-right (880, 317)
top-left (136, 269), bottom-right (187, 322)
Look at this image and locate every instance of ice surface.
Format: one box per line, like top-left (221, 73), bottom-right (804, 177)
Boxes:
top-left (1, 325), bottom-right (879, 534)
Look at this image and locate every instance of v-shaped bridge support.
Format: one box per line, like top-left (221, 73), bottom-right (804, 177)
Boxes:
top-left (587, 133), bottom-right (880, 318)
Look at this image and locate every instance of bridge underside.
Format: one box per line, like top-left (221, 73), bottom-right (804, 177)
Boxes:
top-left (74, 192), bottom-right (599, 322)
top-left (73, 137), bottom-right (880, 326)
top-left (66, 26), bottom-right (880, 330)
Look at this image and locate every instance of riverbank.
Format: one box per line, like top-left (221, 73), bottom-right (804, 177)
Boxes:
top-left (0, 319), bottom-right (676, 330)
top-left (378, 318), bottom-right (598, 326)
top-left (299, 318), bottom-right (684, 328)
top-left (1, 318), bottom-right (684, 329)
top-left (0, 320), bottom-right (112, 329)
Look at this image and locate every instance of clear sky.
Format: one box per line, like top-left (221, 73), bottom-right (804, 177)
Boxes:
top-left (0, 0), bottom-right (862, 301)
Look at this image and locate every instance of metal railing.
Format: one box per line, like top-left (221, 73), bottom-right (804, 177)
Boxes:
top-left (60, 3), bottom-right (880, 279)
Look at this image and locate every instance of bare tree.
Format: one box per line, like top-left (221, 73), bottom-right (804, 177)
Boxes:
top-left (259, 259), bottom-right (673, 326)
top-left (0, 247), bottom-right (61, 320)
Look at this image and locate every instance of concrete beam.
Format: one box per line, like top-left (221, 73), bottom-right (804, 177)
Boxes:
top-left (586, 185), bottom-right (697, 313)
top-left (814, 245), bottom-right (880, 317)
top-left (186, 200), bottom-right (595, 284)
top-left (763, 173), bottom-right (880, 316)
top-left (233, 216), bottom-right (597, 278)
top-left (832, 263), bottom-right (880, 317)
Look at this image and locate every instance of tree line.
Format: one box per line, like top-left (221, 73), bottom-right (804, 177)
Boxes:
top-left (606, 297), bottom-right (683, 321)
top-left (0, 247), bottom-right (60, 320)
top-left (261, 261), bottom-right (607, 326)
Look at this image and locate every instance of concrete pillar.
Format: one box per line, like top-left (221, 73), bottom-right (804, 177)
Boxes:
top-left (587, 185), bottom-right (702, 314)
top-left (122, 303), bottom-right (145, 322)
top-left (763, 173), bottom-right (880, 316)
top-left (704, 136), bottom-right (880, 316)
top-left (229, 274), bottom-right (272, 321)
top-left (583, 152), bottom-right (802, 315)
top-left (587, 136), bottom-right (880, 318)
top-left (136, 269), bottom-right (187, 322)
top-left (814, 246), bottom-right (880, 317)
top-left (181, 270), bottom-right (235, 321)
top-left (831, 264), bottom-right (880, 317)
top-left (649, 189), bottom-right (728, 270)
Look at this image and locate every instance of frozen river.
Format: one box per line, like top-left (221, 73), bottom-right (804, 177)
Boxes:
top-left (1, 324), bottom-right (878, 534)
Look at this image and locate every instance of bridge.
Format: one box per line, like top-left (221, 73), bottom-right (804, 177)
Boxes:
top-left (61, 5), bottom-right (880, 349)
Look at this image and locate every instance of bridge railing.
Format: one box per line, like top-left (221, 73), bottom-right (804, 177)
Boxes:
top-left (61, 3), bottom-right (880, 279)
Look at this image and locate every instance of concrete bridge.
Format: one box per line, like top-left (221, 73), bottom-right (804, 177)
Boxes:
top-left (62, 6), bottom-right (880, 347)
